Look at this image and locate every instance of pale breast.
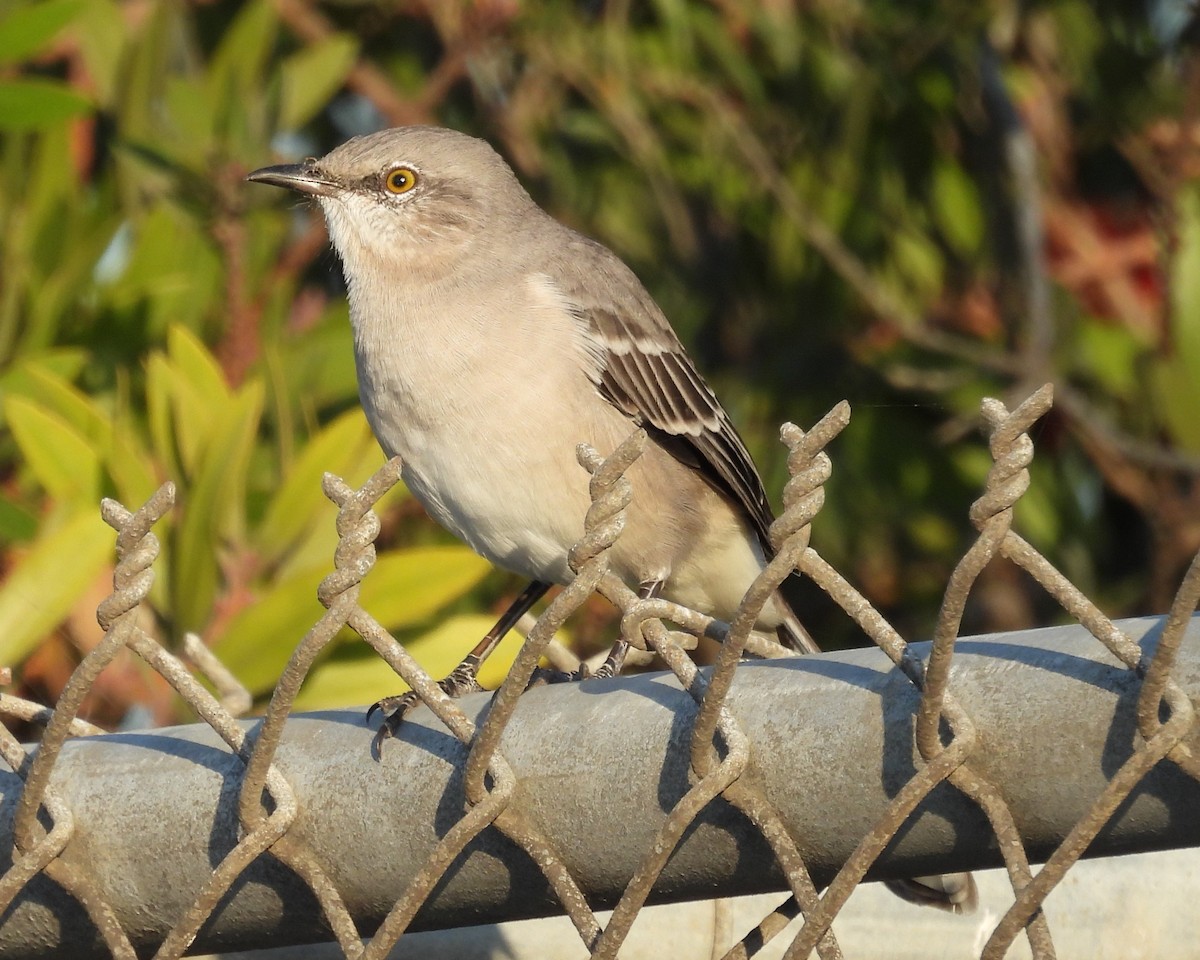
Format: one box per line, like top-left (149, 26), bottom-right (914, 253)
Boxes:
top-left (347, 268), bottom-right (612, 582)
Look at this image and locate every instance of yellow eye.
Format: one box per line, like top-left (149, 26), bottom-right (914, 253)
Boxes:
top-left (384, 166), bottom-right (418, 194)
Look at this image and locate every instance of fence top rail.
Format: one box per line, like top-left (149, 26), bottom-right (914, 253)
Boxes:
top-left (0, 615), bottom-right (1195, 959)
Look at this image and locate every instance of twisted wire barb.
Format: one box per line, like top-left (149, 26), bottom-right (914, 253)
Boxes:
top-left (227, 459), bottom-right (410, 960)
top-left (15, 484), bottom-right (174, 846)
top-left (0, 484), bottom-right (179, 960)
top-left (604, 408), bottom-right (853, 960)
top-left (340, 460), bottom-right (484, 747)
top-left (921, 388), bottom-right (1056, 960)
top-left (728, 408), bottom-right (854, 960)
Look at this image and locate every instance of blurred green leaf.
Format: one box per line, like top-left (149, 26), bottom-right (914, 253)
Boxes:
top-left (206, 0), bottom-right (276, 140)
top-left (1071, 319), bottom-right (1143, 398)
top-left (5, 365), bottom-right (158, 506)
top-left (290, 646), bottom-right (408, 711)
top-left (210, 566), bottom-right (326, 694)
top-left (5, 397), bottom-right (101, 505)
top-left (358, 547), bottom-right (492, 627)
top-left (9, 364), bottom-right (108, 440)
top-left (255, 409), bottom-right (377, 564)
top-left (931, 160), bottom-right (983, 256)
top-left (74, 0), bottom-right (125, 105)
top-left (0, 509), bottom-right (112, 664)
top-left (1015, 459), bottom-right (1063, 550)
top-left (0, 498), bottom-right (38, 543)
top-left (0, 0), bottom-right (86, 65)
top-left (1156, 185), bottom-right (1200, 451)
top-left (278, 34), bottom-right (358, 130)
top-left (291, 613), bottom-right (528, 710)
top-left (889, 228), bottom-right (944, 312)
top-left (104, 205), bottom-right (223, 338)
top-left (145, 353), bottom-right (182, 482)
top-left (0, 350), bottom-right (88, 399)
top-left (172, 381), bottom-right (265, 630)
top-left (164, 78), bottom-right (218, 160)
top-left (168, 324), bottom-right (231, 408)
top-left (0, 80), bottom-right (90, 131)
top-left (163, 325), bottom-right (233, 475)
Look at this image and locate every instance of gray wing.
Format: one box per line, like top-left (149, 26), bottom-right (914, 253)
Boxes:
top-left (550, 236), bottom-right (776, 546)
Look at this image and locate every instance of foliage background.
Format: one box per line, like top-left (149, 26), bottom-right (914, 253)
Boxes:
top-left (1, 0), bottom-right (1197, 727)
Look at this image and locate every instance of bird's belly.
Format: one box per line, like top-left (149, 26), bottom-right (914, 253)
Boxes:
top-left (402, 450), bottom-right (584, 583)
top-left (369, 386), bottom-right (594, 585)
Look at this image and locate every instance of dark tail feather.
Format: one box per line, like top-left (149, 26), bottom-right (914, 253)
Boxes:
top-left (883, 874), bottom-right (979, 914)
top-left (774, 591), bottom-right (821, 654)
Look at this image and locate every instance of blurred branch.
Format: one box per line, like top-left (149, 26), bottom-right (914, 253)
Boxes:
top-left (979, 40), bottom-right (1055, 383)
top-left (1056, 384), bottom-right (1200, 475)
top-left (213, 163), bottom-right (258, 387)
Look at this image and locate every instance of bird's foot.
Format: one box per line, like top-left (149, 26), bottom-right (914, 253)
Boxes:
top-left (527, 639), bottom-right (630, 686)
top-left (584, 638), bottom-right (629, 679)
top-left (368, 656), bottom-right (483, 756)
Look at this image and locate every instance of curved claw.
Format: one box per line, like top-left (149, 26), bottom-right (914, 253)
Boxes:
top-left (364, 665), bottom-right (485, 759)
top-left (370, 721), bottom-right (394, 762)
top-left (367, 692), bottom-right (418, 724)
top-left (365, 699), bottom-right (383, 726)
top-left (365, 692), bottom-right (422, 761)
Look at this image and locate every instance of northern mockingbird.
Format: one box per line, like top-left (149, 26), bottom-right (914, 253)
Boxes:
top-left (249, 125), bottom-right (814, 709)
top-left (248, 127), bottom-right (975, 914)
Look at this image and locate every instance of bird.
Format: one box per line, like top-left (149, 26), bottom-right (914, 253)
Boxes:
top-left (247, 127), bottom-right (976, 916)
top-left (246, 125), bottom-right (817, 732)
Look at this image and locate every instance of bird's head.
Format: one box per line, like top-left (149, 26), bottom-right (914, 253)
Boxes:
top-left (247, 126), bottom-right (534, 276)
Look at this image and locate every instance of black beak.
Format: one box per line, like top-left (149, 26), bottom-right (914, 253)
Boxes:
top-left (245, 162), bottom-right (338, 197)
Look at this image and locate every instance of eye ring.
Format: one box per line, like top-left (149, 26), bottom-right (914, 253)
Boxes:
top-left (384, 166), bottom-right (418, 195)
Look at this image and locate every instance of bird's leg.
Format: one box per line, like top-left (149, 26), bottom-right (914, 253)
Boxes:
top-left (369, 580), bottom-right (551, 738)
top-left (584, 579), bottom-right (661, 679)
top-left (530, 579), bottom-right (660, 685)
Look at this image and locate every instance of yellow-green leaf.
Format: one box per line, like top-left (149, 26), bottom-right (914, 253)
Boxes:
top-left (291, 650), bottom-right (408, 712)
top-left (12, 364), bottom-right (107, 439)
top-left (168, 324), bottom-right (231, 411)
top-left (211, 567), bottom-right (327, 695)
top-left (0, 509), bottom-right (113, 664)
top-left (292, 613), bottom-right (530, 710)
top-left (358, 547), bottom-right (492, 626)
top-left (213, 546), bottom-right (491, 695)
top-left (206, 0), bottom-right (276, 108)
top-left (0, 79), bottom-right (91, 131)
top-left (146, 352), bottom-right (182, 479)
top-left (6, 364), bottom-right (158, 506)
top-left (255, 410), bottom-right (376, 563)
top-left (5, 397), bottom-right (101, 505)
top-left (172, 381), bottom-right (265, 630)
top-left (0, 0), bottom-right (86, 65)
top-left (931, 160), bottom-right (983, 256)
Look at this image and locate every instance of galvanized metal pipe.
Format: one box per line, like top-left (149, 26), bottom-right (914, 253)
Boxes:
top-left (1, 616), bottom-right (1198, 958)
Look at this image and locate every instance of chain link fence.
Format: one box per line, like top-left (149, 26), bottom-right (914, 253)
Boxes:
top-left (0, 384), bottom-right (1197, 959)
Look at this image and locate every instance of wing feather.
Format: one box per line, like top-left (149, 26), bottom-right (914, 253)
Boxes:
top-left (547, 237), bottom-right (776, 545)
